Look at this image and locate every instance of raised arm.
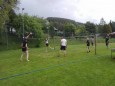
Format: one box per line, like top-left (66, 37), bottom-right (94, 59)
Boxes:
top-left (25, 32), bottom-right (32, 39)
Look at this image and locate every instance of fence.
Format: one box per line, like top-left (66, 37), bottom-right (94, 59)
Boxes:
top-left (0, 34), bottom-right (115, 51)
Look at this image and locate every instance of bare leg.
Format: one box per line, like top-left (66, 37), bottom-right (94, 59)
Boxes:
top-left (87, 46), bottom-right (90, 52)
top-left (57, 50), bottom-right (62, 57)
top-left (26, 51), bottom-right (29, 61)
top-left (20, 52), bottom-right (24, 61)
top-left (64, 50), bottom-right (66, 56)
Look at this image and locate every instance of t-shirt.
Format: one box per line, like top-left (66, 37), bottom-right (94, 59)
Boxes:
top-left (86, 40), bottom-right (90, 46)
top-left (22, 38), bottom-right (27, 48)
top-left (45, 39), bottom-right (48, 44)
top-left (61, 38), bottom-right (67, 46)
top-left (105, 36), bottom-right (109, 42)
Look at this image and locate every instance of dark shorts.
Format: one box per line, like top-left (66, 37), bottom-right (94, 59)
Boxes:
top-left (22, 47), bottom-right (27, 52)
top-left (87, 43), bottom-right (90, 46)
top-left (60, 46), bottom-right (66, 50)
top-left (46, 43), bottom-right (49, 47)
top-left (106, 41), bottom-right (109, 46)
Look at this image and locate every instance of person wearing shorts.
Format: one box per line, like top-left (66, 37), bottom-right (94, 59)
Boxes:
top-left (45, 38), bottom-right (49, 47)
top-left (45, 38), bottom-right (54, 52)
top-left (86, 37), bottom-right (90, 53)
top-left (45, 38), bottom-right (49, 52)
top-left (59, 37), bottom-right (67, 56)
top-left (20, 33), bottom-right (32, 61)
top-left (105, 34), bottom-right (109, 48)
top-left (91, 36), bottom-right (94, 46)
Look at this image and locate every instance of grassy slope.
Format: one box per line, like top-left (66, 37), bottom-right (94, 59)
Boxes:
top-left (0, 43), bottom-right (115, 86)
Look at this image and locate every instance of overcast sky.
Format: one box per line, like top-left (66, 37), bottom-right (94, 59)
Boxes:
top-left (18, 0), bottom-right (115, 24)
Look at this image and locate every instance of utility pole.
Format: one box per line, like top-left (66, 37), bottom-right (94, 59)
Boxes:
top-left (46, 20), bottom-right (49, 38)
top-left (22, 8), bottom-right (24, 37)
top-left (94, 34), bottom-right (96, 55)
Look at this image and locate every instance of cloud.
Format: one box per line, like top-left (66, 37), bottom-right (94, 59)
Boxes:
top-left (18, 0), bottom-right (115, 23)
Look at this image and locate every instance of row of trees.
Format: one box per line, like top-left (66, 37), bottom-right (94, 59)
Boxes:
top-left (0, 1), bottom-right (113, 40)
top-left (11, 16), bottom-right (112, 38)
top-left (0, 0), bottom-right (19, 47)
top-left (0, 0), bottom-right (19, 32)
top-left (47, 17), bottom-right (113, 37)
top-left (0, 0), bottom-right (114, 50)
top-left (10, 14), bottom-right (45, 38)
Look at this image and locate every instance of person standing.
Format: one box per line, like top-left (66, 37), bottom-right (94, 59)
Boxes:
top-left (86, 37), bottom-right (90, 53)
top-left (20, 33), bottom-right (32, 61)
top-left (59, 37), bottom-right (67, 56)
top-left (105, 34), bottom-right (109, 48)
top-left (45, 38), bottom-right (49, 52)
top-left (91, 36), bottom-right (94, 46)
top-left (45, 38), bottom-right (54, 52)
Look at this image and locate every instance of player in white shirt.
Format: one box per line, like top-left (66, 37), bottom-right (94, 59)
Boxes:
top-left (59, 37), bottom-right (67, 56)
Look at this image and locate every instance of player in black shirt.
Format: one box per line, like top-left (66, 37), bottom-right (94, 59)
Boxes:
top-left (86, 37), bottom-right (90, 53)
top-left (20, 33), bottom-right (32, 61)
top-left (105, 34), bottom-right (109, 48)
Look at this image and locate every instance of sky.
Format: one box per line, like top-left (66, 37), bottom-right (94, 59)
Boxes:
top-left (18, 0), bottom-right (115, 24)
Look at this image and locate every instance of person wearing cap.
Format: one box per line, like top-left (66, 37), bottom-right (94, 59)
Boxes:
top-left (20, 33), bottom-right (32, 61)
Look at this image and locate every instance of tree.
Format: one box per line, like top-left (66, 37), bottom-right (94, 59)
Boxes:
top-left (98, 24), bottom-right (112, 36)
top-left (64, 23), bottom-right (76, 37)
top-left (100, 18), bottom-right (106, 25)
top-left (12, 14), bottom-right (45, 38)
top-left (0, 0), bottom-right (19, 29)
top-left (7, 9), bottom-right (17, 33)
top-left (75, 25), bottom-right (88, 36)
top-left (103, 24), bottom-right (112, 33)
top-left (98, 18), bottom-right (112, 36)
top-left (0, 0), bottom-right (19, 44)
top-left (49, 22), bottom-right (55, 38)
top-left (110, 20), bottom-right (115, 32)
top-left (85, 21), bottom-right (96, 35)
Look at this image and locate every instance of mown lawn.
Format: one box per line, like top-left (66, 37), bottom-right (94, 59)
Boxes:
top-left (0, 43), bottom-right (115, 86)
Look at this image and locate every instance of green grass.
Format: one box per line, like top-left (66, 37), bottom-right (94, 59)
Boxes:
top-left (0, 43), bottom-right (115, 86)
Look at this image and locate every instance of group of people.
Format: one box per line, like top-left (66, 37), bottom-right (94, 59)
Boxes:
top-left (20, 34), bottom-right (67, 61)
top-left (86, 34), bottom-right (111, 53)
top-left (20, 33), bottom-right (111, 61)
top-left (45, 37), bottom-right (67, 56)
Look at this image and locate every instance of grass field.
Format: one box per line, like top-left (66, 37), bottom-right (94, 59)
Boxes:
top-left (1, 43), bottom-right (115, 86)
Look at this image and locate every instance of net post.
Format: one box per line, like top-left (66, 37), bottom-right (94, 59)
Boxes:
top-left (94, 34), bottom-right (96, 55)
